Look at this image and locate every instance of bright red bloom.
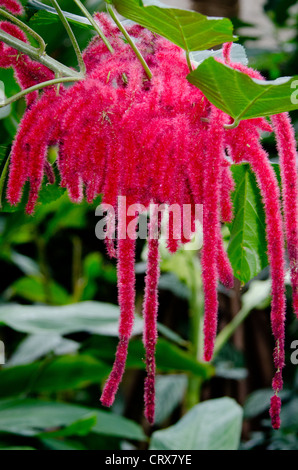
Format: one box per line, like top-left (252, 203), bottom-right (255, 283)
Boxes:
top-left (271, 113), bottom-right (298, 317)
top-left (1, 8), bottom-right (297, 430)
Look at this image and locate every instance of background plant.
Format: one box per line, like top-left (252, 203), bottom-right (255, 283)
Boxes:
top-left (0, 0), bottom-right (297, 450)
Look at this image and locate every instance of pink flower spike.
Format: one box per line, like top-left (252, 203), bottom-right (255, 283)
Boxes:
top-left (271, 113), bottom-right (298, 317)
top-left (217, 230), bottom-right (234, 289)
top-left (44, 161), bottom-right (55, 185)
top-left (220, 160), bottom-right (234, 223)
top-left (202, 106), bottom-right (226, 362)
top-left (143, 212), bottom-right (160, 424)
top-left (100, 200), bottom-right (136, 407)
top-left (0, 0), bottom-right (24, 15)
top-left (270, 395), bottom-right (281, 430)
top-left (222, 42), bottom-right (233, 64)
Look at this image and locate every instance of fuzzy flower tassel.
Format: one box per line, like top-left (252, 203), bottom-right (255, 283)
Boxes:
top-left (1, 5), bottom-right (297, 429)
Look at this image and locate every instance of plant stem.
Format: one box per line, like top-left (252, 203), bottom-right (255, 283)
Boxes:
top-left (213, 303), bottom-right (251, 357)
top-left (72, 0), bottom-right (114, 54)
top-left (0, 29), bottom-right (81, 78)
top-left (0, 7), bottom-right (46, 56)
top-left (50, 0), bottom-right (86, 75)
top-left (224, 119), bottom-right (240, 130)
top-left (35, 231), bottom-right (52, 305)
top-left (0, 153), bottom-right (10, 208)
top-left (106, 4), bottom-right (152, 79)
top-left (185, 255), bottom-right (205, 409)
top-left (0, 76), bottom-right (82, 108)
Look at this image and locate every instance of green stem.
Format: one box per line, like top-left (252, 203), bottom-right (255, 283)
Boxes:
top-left (72, 0), bottom-right (114, 54)
top-left (0, 153), bottom-right (10, 208)
top-left (0, 29), bottom-right (81, 78)
top-left (50, 0), bottom-right (86, 75)
top-left (213, 304), bottom-right (250, 357)
top-left (0, 76), bottom-right (82, 108)
top-left (224, 119), bottom-right (240, 130)
top-left (185, 255), bottom-right (205, 409)
top-left (0, 7), bottom-right (46, 56)
top-left (106, 4), bottom-right (152, 79)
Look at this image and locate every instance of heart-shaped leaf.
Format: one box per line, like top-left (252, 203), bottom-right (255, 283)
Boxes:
top-left (227, 163), bottom-right (281, 284)
top-left (150, 397), bottom-right (243, 450)
top-left (0, 398), bottom-right (146, 440)
top-left (113, 0), bottom-right (235, 52)
top-left (187, 57), bottom-right (298, 120)
top-left (227, 164), bottom-right (268, 284)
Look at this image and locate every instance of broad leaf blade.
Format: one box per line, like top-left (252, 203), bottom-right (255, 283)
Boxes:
top-left (150, 397), bottom-right (243, 450)
top-left (27, 0), bottom-right (93, 30)
top-left (0, 301), bottom-right (143, 336)
top-left (0, 398), bottom-right (146, 440)
top-left (187, 57), bottom-right (298, 120)
top-left (0, 355), bottom-right (110, 398)
top-left (113, 0), bottom-right (235, 52)
top-left (228, 164), bottom-right (268, 284)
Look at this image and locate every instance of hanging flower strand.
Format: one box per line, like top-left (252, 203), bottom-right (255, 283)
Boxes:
top-left (0, 1), bottom-right (297, 430)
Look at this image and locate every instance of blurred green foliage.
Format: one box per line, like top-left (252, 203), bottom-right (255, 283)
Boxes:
top-left (0, 0), bottom-right (297, 451)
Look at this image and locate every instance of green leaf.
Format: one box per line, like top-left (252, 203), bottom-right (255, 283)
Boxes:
top-left (0, 178), bottom-right (65, 213)
top-left (40, 438), bottom-right (87, 450)
top-left (187, 57), bottom-right (298, 121)
top-left (29, 10), bottom-right (92, 31)
top-left (150, 397), bottom-right (243, 450)
top-left (84, 336), bottom-right (213, 378)
top-left (227, 164), bottom-right (268, 284)
top-left (0, 355), bottom-right (110, 397)
top-left (6, 333), bottom-right (79, 366)
top-left (127, 338), bottom-right (213, 378)
top-left (0, 301), bottom-right (143, 336)
top-left (0, 398), bottom-right (146, 440)
top-left (155, 374), bottom-right (188, 425)
top-left (113, 0), bottom-right (235, 52)
top-left (39, 414), bottom-right (98, 438)
top-left (0, 446), bottom-right (36, 450)
top-left (6, 276), bottom-right (71, 305)
top-left (243, 389), bottom-right (273, 419)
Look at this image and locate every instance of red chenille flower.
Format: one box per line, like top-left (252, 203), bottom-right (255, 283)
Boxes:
top-left (1, 5), bottom-right (297, 430)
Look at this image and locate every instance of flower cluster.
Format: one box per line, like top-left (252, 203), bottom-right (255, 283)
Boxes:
top-left (1, 0), bottom-right (297, 429)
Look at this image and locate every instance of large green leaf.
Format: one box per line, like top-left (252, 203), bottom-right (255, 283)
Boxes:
top-left (113, 0), bottom-right (235, 52)
top-left (0, 178), bottom-right (65, 213)
top-left (85, 336), bottom-right (214, 379)
top-left (0, 301), bottom-right (143, 336)
top-left (29, 9), bottom-right (92, 31)
top-left (0, 355), bottom-right (109, 398)
top-left (227, 164), bottom-right (268, 284)
top-left (187, 57), bottom-right (298, 120)
top-left (5, 276), bottom-right (71, 305)
top-left (27, 0), bottom-right (93, 30)
top-left (39, 414), bottom-right (98, 438)
top-left (0, 398), bottom-right (146, 440)
top-left (6, 333), bottom-right (79, 366)
top-left (150, 397), bottom-right (243, 450)
top-left (154, 374), bottom-right (188, 425)
top-left (0, 301), bottom-right (184, 345)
